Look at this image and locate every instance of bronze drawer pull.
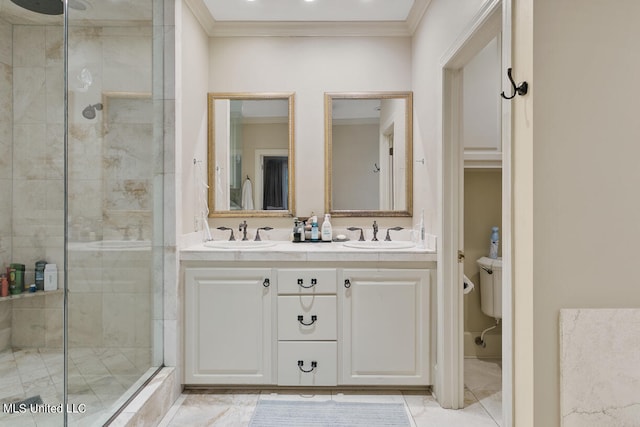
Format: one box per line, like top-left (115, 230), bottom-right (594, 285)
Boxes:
top-left (297, 278), bottom-right (317, 288)
top-left (297, 315), bottom-right (317, 326)
top-left (297, 360), bottom-right (317, 373)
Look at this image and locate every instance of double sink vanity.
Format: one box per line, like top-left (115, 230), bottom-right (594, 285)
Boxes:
top-left (181, 238), bottom-right (435, 388)
top-left (181, 90), bottom-right (436, 388)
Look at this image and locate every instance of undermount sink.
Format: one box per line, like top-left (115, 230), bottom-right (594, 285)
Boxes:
top-left (342, 241), bottom-right (416, 250)
top-left (203, 240), bottom-right (278, 249)
top-left (87, 240), bottom-right (151, 249)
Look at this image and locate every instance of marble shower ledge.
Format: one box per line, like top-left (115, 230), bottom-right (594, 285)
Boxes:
top-left (180, 241), bottom-right (437, 263)
top-left (0, 288), bottom-right (63, 302)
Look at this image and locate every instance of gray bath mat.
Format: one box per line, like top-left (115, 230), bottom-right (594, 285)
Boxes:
top-left (249, 400), bottom-right (411, 427)
top-left (5, 395), bottom-right (43, 413)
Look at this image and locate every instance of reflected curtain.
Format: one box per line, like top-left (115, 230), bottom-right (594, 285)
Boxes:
top-left (263, 157), bottom-right (288, 209)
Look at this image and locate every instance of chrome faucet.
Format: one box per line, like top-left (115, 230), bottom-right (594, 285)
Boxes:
top-left (384, 226), bottom-right (404, 241)
top-left (217, 226), bottom-right (235, 241)
top-left (372, 221), bottom-right (379, 241)
top-left (347, 227), bottom-right (365, 241)
top-left (254, 226), bottom-right (273, 241)
top-left (239, 220), bottom-right (248, 241)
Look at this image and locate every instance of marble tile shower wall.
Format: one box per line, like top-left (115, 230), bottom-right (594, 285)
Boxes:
top-left (67, 24), bottom-right (153, 369)
top-left (5, 23), bottom-right (153, 355)
top-left (0, 19), bottom-right (13, 352)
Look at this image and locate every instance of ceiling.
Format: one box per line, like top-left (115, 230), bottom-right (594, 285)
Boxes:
top-left (0, 0), bottom-right (430, 35)
top-left (188, 0), bottom-right (432, 37)
top-left (206, 0), bottom-right (415, 22)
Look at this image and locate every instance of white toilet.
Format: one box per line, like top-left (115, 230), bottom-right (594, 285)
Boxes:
top-left (475, 257), bottom-right (503, 347)
top-left (476, 256), bottom-right (503, 319)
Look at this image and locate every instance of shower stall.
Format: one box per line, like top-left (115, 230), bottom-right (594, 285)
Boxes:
top-left (0, 0), bottom-right (167, 425)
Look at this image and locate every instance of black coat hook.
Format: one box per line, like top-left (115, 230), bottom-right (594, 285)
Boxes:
top-left (501, 68), bottom-right (528, 99)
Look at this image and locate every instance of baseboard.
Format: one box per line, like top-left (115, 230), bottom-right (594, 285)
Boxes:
top-left (464, 331), bottom-right (502, 358)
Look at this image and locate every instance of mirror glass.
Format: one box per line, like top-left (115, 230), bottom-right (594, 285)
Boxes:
top-left (325, 92), bottom-right (413, 217)
top-left (208, 93), bottom-right (295, 217)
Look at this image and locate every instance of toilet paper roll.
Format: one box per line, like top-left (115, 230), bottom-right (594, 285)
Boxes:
top-left (463, 274), bottom-right (475, 294)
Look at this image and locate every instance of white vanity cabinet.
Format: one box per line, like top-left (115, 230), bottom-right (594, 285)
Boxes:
top-left (182, 255), bottom-right (433, 387)
top-left (184, 268), bottom-right (274, 384)
top-left (339, 269), bottom-right (431, 385)
top-left (277, 268), bottom-right (338, 386)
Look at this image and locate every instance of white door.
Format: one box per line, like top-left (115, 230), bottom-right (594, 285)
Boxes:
top-left (339, 269), bottom-right (430, 386)
top-left (184, 268), bottom-right (274, 384)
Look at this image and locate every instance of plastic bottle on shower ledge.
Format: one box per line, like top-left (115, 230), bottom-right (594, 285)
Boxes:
top-left (0, 274), bottom-right (8, 297)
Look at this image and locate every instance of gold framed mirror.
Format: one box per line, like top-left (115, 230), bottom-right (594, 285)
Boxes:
top-left (207, 92), bottom-right (295, 217)
top-left (324, 91), bottom-right (413, 217)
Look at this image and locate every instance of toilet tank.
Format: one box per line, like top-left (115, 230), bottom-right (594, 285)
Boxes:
top-left (476, 257), bottom-right (503, 319)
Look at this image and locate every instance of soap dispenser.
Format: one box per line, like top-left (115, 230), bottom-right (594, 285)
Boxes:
top-left (321, 214), bottom-right (332, 241)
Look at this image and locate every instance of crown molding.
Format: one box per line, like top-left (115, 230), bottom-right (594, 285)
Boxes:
top-left (184, 0), bottom-right (427, 37)
top-left (406, 0), bottom-right (432, 34)
top-left (184, 0), bottom-right (217, 35)
top-left (210, 21), bottom-right (411, 37)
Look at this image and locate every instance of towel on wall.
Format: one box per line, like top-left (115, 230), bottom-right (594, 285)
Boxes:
top-left (242, 178), bottom-right (254, 210)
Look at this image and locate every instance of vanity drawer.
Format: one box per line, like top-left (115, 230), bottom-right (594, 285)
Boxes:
top-left (277, 269), bottom-right (336, 294)
top-left (277, 342), bottom-right (337, 386)
top-left (278, 295), bottom-right (337, 341)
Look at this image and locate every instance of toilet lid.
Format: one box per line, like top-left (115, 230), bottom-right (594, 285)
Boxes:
top-left (476, 256), bottom-right (502, 270)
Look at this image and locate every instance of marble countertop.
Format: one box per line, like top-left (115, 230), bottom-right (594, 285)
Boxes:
top-left (180, 240), bottom-right (437, 263)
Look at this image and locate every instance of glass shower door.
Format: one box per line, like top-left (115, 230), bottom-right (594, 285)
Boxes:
top-left (65, 0), bottom-right (163, 424)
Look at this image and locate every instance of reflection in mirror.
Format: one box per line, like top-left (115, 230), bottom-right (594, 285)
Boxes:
top-left (208, 93), bottom-right (295, 217)
top-left (325, 92), bottom-right (413, 217)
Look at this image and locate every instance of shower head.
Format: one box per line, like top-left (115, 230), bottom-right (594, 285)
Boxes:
top-left (82, 103), bottom-right (103, 120)
top-left (10, 0), bottom-right (62, 15)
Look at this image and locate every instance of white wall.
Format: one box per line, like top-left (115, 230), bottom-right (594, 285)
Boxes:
top-left (411, 0), bottom-right (496, 405)
top-left (513, 1), bottom-right (640, 425)
top-left (208, 36), bottom-right (412, 228)
top-left (332, 123), bottom-right (379, 210)
top-left (411, 0), bottom-right (487, 234)
top-left (179, 2), bottom-right (210, 234)
top-left (462, 37), bottom-right (501, 156)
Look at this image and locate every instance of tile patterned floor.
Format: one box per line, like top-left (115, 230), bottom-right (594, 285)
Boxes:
top-left (0, 347), bottom-right (153, 427)
top-left (159, 358), bottom-right (503, 427)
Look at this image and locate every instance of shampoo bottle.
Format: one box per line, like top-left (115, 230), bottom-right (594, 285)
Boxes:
top-left (489, 226), bottom-right (499, 259)
top-left (321, 214), bottom-right (332, 241)
top-left (44, 264), bottom-right (57, 291)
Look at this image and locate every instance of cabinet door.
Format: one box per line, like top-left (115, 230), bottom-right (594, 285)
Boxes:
top-left (339, 269), bottom-right (430, 385)
top-left (184, 268), bottom-right (274, 384)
